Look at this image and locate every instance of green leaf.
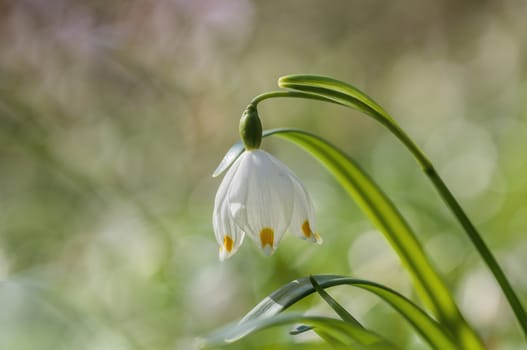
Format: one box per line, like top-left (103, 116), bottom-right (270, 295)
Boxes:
top-left (198, 312), bottom-right (400, 350)
top-left (278, 74), bottom-right (428, 168)
top-left (239, 275), bottom-right (457, 350)
top-left (264, 129), bottom-right (482, 349)
top-left (278, 74), bottom-right (527, 339)
top-left (279, 74), bottom-right (394, 126)
top-left (309, 276), bottom-right (363, 329)
top-left (289, 324), bottom-right (313, 335)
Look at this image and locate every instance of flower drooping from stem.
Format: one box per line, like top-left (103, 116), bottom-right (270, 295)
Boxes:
top-left (212, 105), bottom-right (322, 260)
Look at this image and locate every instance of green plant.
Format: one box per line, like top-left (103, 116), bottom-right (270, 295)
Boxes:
top-left (200, 75), bottom-right (527, 349)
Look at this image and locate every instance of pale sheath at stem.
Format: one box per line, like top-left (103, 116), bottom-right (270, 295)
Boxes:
top-left (213, 149), bottom-right (322, 260)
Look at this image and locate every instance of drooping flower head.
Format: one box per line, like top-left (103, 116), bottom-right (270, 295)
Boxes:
top-left (213, 106), bottom-right (322, 260)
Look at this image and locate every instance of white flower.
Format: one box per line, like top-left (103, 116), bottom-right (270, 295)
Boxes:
top-left (213, 149), bottom-right (322, 260)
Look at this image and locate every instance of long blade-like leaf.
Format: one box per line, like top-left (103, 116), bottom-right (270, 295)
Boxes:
top-left (309, 275), bottom-right (364, 328)
top-left (264, 129), bottom-right (482, 349)
top-left (240, 275), bottom-right (457, 350)
top-left (279, 75), bottom-right (394, 126)
top-left (198, 312), bottom-right (399, 350)
top-left (278, 75), bottom-right (429, 167)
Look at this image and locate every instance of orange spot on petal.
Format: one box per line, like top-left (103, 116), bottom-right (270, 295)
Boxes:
top-left (302, 220), bottom-right (312, 239)
top-left (223, 236), bottom-right (234, 253)
top-left (259, 228), bottom-right (274, 248)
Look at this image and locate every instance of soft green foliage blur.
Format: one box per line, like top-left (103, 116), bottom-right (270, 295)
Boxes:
top-left (1, 1), bottom-right (526, 349)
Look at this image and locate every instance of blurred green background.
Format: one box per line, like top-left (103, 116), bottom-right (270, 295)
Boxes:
top-left (1, 1), bottom-right (526, 349)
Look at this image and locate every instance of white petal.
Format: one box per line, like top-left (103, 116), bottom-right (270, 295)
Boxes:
top-left (289, 178), bottom-right (322, 244)
top-left (214, 198), bottom-right (245, 261)
top-left (228, 150), bottom-right (294, 254)
top-left (213, 153), bottom-right (243, 218)
top-left (213, 155), bottom-right (245, 260)
top-left (213, 158), bottom-right (239, 245)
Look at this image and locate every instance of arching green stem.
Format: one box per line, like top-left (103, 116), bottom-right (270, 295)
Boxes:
top-left (250, 90), bottom-right (341, 106)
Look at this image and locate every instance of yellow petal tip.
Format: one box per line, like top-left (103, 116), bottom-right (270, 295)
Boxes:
top-left (259, 228), bottom-right (275, 255)
top-left (223, 236), bottom-right (234, 253)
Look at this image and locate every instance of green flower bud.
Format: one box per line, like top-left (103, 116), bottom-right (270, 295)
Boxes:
top-left (239, 105), bottom-right (262, 150)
